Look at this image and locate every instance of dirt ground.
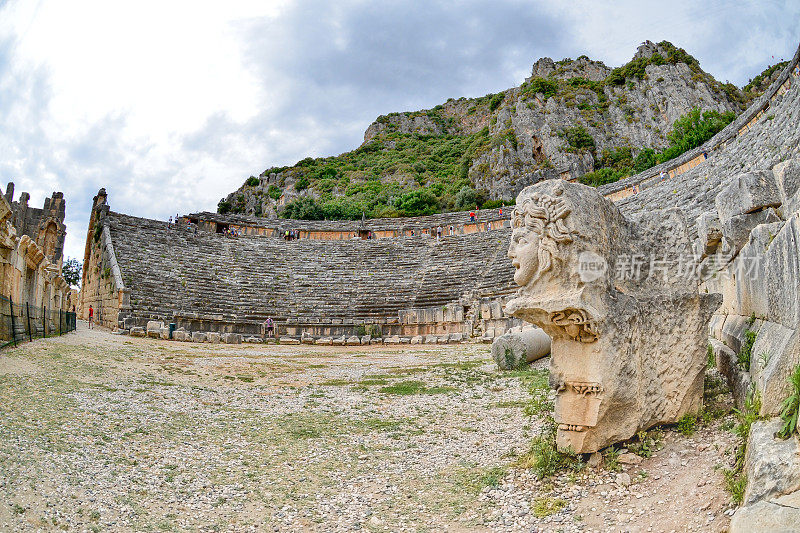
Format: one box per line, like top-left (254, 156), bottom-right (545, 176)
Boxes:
top-left (0, 322), bottom-right (738, 532)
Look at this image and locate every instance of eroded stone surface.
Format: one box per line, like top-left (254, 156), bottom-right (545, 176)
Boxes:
top-left (505, 180), bottom-right (720, 453)
top-left (743, 418), bottom-right (800, 506)
top-left (491, 328), bottom-right (551, 370)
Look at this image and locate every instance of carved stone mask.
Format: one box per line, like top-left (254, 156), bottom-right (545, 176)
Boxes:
top-left (507, 189), bottom-right (574, 287)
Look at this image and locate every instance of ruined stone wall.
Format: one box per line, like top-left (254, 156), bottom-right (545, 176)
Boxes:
top-left (4, 183), bottom-right (67, 269)
top-left (78, 189), bottom-right (129, 329)
top-left (0, 184), bottom-right (70, 341)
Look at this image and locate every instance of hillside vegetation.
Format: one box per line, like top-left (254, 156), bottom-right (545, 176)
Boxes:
top-left (219, 41), bottom-right (785, 220)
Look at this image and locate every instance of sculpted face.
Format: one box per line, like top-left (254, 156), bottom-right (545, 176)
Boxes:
top-left (508, 227), bottom-right (542, 286)
top-left (507, 191), bottom-right (573, 288)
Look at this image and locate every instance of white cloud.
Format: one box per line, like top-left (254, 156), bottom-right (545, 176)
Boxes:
top-left (0, 0), bottom-right (796, 266)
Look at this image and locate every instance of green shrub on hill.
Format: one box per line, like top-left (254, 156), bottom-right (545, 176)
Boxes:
top-left (579, 106), bottom-right (736, 187)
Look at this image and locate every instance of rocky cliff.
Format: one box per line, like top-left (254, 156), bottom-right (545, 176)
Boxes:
top-left (222, 41), bottom-right (775, 219)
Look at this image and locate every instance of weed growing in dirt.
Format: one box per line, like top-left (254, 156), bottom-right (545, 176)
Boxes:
top-left (707, 343), bottom-right (715, 369)
top-left (516, 421), bottom-right (584, 478)
top-left (737, 330), bottom-right (757, 370)
top-left (675, 414), bottom-right (697, 436)
top-left (603, 446), bottom-right (621, 472)
top-left (777, 364), bottom-right (800, 439)
top-left (627, 429), bottom-right (664, 458)
top-left (723, 390), bottom-right (763, 504)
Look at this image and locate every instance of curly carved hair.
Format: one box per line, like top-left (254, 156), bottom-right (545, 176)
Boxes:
top-left (511, 191), bottom-right (575, 282)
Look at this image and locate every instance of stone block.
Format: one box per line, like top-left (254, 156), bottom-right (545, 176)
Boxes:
top-left (332, 336), bottom-right (346, 346)
top-left (730, 490), bottom-right (800, 533)
top-left (279, 336), bottom-right (300, 345)
top-left (346, 336), bottom-right (361, 346)
top-left (449, 332), bottom-right (464, 342)
top-left (743, 418), bottom-right (800, 505)
top-left (147, 330), bottom-right (160, 339)
top-left (695, 211), bottom-right (723, 256)
top-left (385, 335), bottom-right (401, 344)
top-left (130, 326), bottom-right (145, 337)
top-left (721, 207), bottom-right (781, 254)
top-left (301, 332), bottom-right (314, 344)
top-left (751, 322), bottom-right (799, 415)
top-left (206, 332), bottom-right (220, 343)
top-left (244, 336), bottom-right (262, 343)
top-left (191, 332), bottom-right (206, 343)
top-left (772, 158), bottom-right (800, 216)
top-left (360, 335), bottom-right (371, 345)
top-left (424, 334), bottom-right (438, 344)
top-left (221, 333), bottom-right (242, 344)
top-left (315, 337), bottom-right (333, 345)
top-left (506, 180), bottom-right (721, 453)
top-left (410, 335), bottom-right (423, 345)
top-left (436, 334), bottom-right (450, 344)
top-left (492, 328), bottom-right (551, 370)
top-left (159, 328), bottom-right (170, 340)
top-left (146, 320), bottom-right (164, 333)
top-left (172, 331), bottom-right (187, 342)
top-left (715, 170), bottom-right (781, 223)
top-left (711, 338), bottom-right (751, 408)
top-left (399, 337), bottom-right (411, 344)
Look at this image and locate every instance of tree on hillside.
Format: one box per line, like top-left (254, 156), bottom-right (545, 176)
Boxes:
top-left (62, 258), bottom-right (82, 287)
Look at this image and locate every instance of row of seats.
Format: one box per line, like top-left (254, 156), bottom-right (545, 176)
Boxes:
top-left (107, 212), bottom-right (517, 327)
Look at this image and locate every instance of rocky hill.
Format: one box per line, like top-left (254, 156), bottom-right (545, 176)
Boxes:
top-left (221, 41), bottom-right (779, 219)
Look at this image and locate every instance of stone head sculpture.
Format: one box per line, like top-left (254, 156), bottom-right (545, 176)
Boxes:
top-left (506, 180), bottom-right (720, 453)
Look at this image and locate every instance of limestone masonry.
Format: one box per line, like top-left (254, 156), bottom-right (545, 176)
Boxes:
top-left (0, 182), bottom-right (72, 342)
top-left (79, 41), bottom-right (800, 529)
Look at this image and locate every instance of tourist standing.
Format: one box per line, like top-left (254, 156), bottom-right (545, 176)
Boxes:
top-left (88, 305), bottom-right (94, 329)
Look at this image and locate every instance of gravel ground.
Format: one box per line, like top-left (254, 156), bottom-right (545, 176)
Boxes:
top-left (0, 323), bottom-right (738, 532)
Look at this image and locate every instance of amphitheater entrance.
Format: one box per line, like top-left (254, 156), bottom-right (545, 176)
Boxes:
top-left (358, 229), bottom-right (370, 240)
top-left (215, 222), bottom-right (229, 234)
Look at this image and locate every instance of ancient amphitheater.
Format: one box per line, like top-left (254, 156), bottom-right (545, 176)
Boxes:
top-left (71, 43), bottom-right (800, 530)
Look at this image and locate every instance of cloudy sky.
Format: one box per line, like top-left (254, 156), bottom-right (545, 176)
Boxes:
top-left (0, 0), bottom-right (798, 265)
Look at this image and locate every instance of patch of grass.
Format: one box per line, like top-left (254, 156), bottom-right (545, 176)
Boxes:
top-left (707, 343), bottom-right (716, 369)
top-left (434, 360), bottom-right (483, 370)
top-left (321, 379), bottom-right (352, 386)
top-left (10, 502), bottom-right (25, 515)
top-left (378, 380), bottom-right (455, 395)
top-left (521, 369), bottom-right (552, 417)
top-left (457, 465), bottom-right (507, 494)
top-left (357, 378), bottom-right (389, 386)
top-left (492, 399), bottom-right (528, 409)
top-left (532, 496), bottom-right (566, 518)
top-left (737, 330), bottom-right (757, 370)
top-left (516, 421), bottom-right (583, 478)
top-left (236, 374), bottom-right (254, 383)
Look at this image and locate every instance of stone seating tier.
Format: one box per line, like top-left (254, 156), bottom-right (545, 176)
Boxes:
top-left (107, 212), bottom-right (515, 335)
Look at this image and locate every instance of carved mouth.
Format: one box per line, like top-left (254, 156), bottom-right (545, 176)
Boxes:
top-left (511, 259), bottom-right (520, 270)
top-left (558, 423), bottom-right (588, 432)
